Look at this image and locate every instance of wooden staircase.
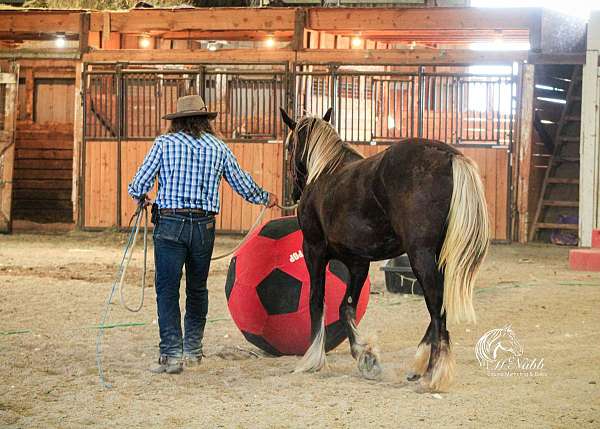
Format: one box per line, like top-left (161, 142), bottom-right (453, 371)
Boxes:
top-left (530, 65), bottom-right (582, 242)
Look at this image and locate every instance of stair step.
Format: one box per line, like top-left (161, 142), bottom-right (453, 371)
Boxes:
top-left (542, 200), bottom-right (579, 207)
top-left (569, 248), bottom-right (600, 272)
top-left (554, 156), bottom-right (580, 163)
top-left (559, 136), bottom-right (580, 142)
top-left (535, 223), bottom-right (578, 230)
top-left (547, 177), bottom-right (579, 185)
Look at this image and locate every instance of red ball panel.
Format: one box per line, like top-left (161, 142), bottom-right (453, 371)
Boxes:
top-left (226, 216), bottom-right (370, 356)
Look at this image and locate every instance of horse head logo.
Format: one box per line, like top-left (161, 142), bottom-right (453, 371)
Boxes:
top-left (475, 325), bottom-right (524, 369)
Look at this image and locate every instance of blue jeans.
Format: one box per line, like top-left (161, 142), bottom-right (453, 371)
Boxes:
top-left (153, 213), bottom-right (216, 358)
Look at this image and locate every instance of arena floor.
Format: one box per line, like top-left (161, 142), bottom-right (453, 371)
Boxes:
top-left (1, 232), bottom-right (599, 428)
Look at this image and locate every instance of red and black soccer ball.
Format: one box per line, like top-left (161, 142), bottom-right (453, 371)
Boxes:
top-left (225, 216), bottom-right (370, 356)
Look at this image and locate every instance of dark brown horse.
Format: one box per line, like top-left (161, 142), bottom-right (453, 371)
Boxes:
top-left (280, 108), bottom-right (490, 391)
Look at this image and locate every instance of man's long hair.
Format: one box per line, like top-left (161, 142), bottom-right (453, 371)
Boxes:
top-left (167, 116), bottom-right (216, 139)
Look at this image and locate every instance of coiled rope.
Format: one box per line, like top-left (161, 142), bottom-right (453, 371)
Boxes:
top-left (96, 201), bottom-right (297, 388)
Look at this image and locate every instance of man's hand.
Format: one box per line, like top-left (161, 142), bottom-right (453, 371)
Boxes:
top-left (134, 195), bottom-right (152, 208)
top-left (266, 193), bottom-right (278, 208)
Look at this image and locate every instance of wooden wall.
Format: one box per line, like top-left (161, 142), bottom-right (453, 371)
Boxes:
top-left (83, 139), bottom-right (508, 239)
top-left (13, 124), bottom-right (73, 223)
top-left (84, 140), bottom-right (284, 231)
top-left (34, 78), bottom-right (75, 124)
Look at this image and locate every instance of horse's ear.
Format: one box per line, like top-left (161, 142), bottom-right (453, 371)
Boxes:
top-left (280, 108), bottom-right (296, 130)
top-left (323, 107), bottom-right (333, 123)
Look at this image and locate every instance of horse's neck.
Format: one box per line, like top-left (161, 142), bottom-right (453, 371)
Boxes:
top-left (340, 146), bottom-right (363, 165)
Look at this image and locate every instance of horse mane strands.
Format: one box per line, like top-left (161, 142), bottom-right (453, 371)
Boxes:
top-left (295, 117), bottom-right (364, 184)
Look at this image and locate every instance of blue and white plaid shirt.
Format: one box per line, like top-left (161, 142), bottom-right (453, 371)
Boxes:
top-left (128, 131), bottom-right (269, 212)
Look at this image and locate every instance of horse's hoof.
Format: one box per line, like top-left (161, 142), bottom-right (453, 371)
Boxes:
top-left (406, 371), bottom-right (421, 382)
top-left (357, 349), bottom-right (382, 380)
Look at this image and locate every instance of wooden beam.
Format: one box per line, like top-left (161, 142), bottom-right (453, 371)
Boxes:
top-left (79, 12), bottom-right (90, 56)
top-left (516, 64), bottom-right (535, 243)
top-left (0, 10), bottom-right (82, 34)
top-left (292, 9), bottom-right (307, 51)
top-left (0, 49), bottom-right (80, 60)
top-left (84, 48), bottom-right (294, 64)
top-left (89, 8), bottom-right (297, 33)
top-left (73, 61), bottom-right (83, 226)
top-left (101, 12), bottom-right (111, 49)
top-left (296, 48), bottom-right (527, 65)
top-left (307, 7), bottom-right (541, 32)
top-left (159, 30), bottom-right (293, 41)
top-left (83, 47), bottom-right (527, 65)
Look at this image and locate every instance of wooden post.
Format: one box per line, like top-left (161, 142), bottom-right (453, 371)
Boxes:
top-left (579, 11), bottom-right (600, 247)
top-left (101, 12), bottom-right (111, 49)
top-left (72, 61), bottom-right (84, 226)
top-left (516, 63), bottom-right (535, 243)
top-left (79, 12), bottom-right (90, 56)
top-left (292, 9), bottom-right (306, 52)
top-left (24, 67), bottom-right (33, 121)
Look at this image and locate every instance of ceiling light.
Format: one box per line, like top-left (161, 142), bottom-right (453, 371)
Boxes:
top-left (139, 35), bottom-right (152, 49)
top-left (55, 33), bottom-right (66, 48)
top-left (351, 36), bottom-right (362, 48)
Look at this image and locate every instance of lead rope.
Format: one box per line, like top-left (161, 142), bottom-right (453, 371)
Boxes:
top-left (96, 202), bottom-right (297, 388)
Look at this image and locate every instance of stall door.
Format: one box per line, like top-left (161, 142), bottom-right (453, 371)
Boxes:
top-left (0, 70), bottom-right (18, 232)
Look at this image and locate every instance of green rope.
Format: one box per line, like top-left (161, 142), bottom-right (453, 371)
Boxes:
top-left (0, 329), bottom-right (31, 336)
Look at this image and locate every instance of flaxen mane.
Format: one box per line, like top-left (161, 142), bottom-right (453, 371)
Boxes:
top-left (293, 117), bottom-right (364, 184)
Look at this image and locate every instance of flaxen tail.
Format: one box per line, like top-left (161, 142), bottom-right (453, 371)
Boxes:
top-left (438, 155), bottom-right (490, 324)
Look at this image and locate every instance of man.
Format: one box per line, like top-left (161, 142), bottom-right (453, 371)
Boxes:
top-left (128, 95), bottom-right (278, 374)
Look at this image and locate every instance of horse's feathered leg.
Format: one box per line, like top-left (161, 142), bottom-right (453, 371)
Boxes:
top-left (340, 261), bottom-right (382, 380)
top-left (407, 322), bottom-right (434, 381)
top-left (408, 248), bottom-right (455, 392)
top-left (294, 242), bottom-right (328, 373)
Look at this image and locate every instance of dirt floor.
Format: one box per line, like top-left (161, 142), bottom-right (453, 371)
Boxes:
top-left (0, 231), bottom-right (599, 428)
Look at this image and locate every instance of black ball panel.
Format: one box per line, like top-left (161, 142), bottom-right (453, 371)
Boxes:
top-left (256, 269), bottom-right (302, 315)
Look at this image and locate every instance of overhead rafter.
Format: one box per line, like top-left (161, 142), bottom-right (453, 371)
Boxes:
top-left (83, 48), bottom-right (528, 65)
top-left (88, 7), bottom-right (298, 33)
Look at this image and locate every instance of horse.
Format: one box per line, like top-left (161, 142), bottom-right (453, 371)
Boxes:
top-left (280, 108), bottom-right (490, 392)
top-left (475, 325), bottom-right (523, 369)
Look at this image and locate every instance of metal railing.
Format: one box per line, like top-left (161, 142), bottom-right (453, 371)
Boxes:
top-left (84, 63), bottom-right (289, 141)
top-left (84, 63), bottom-right (515, 147)
top-left (294, 65), bottom-right (515, 146)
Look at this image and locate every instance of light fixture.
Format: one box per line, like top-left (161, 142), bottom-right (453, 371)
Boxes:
top-left (55, 33), bottom-right (66, 48)
top-left (139, 34), bottom-right (152, 49)
top-left (207, 40), bottom-right (219, 51)
top-left (351, 36), bottom-right (362, 48)
top-left (265, 35), bottom-right (276, 48)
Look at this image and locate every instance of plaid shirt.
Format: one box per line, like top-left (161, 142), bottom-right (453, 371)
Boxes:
top-left (128, 131), bottom-right (269, 212)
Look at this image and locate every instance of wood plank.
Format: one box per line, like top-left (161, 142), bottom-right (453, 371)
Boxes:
top-left (16, 149), bottom-right (73, 159)
top-left (307, 7), bottom-right (540, 32)
top-left (83, 48), bottom-right (528, 66)
top-left (16, 159), bottom-right (72, 170)
top-left (229, 143), bottom-right (244, 232)
top-left (13, 179), bottom-right (71, 190)
top-left (13, 189), bottom-right (71, 200)
top-left (0, 11), bottom-right (82, 34)
top-left (90, 8), bottom-right (296, 33)
top-left (13, 168), bottom-right (72, 180)
top-left (496, 149), bottom-right (509, 240)
top-left (16, 138), bottom-right (73, 150)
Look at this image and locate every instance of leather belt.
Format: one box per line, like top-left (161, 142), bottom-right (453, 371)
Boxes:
top-left (159, 208), bottom-right (215, 217)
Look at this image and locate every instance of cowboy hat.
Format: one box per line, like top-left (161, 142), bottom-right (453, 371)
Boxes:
top-left (162, 95), bottom-right (218, 120)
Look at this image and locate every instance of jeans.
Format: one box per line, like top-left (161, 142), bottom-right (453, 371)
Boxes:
top-left (153, 213), bottom-right (216, 358)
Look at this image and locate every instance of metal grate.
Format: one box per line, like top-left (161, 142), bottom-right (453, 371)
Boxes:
top-left (84, 64), bottom-right (288, 142)
top-left (295, 65), bottom-right (515, 146)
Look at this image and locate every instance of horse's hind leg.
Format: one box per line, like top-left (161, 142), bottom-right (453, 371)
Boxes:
top-left (294, 242), bottom-right (328, 373)
top-left (340, 261), bottom-right (382, 380)
top-left (407, 248), bottom-right (455, 392)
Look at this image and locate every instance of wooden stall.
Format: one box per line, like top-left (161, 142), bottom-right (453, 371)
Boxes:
top-left (0, 6), bottom-right (588, 241)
